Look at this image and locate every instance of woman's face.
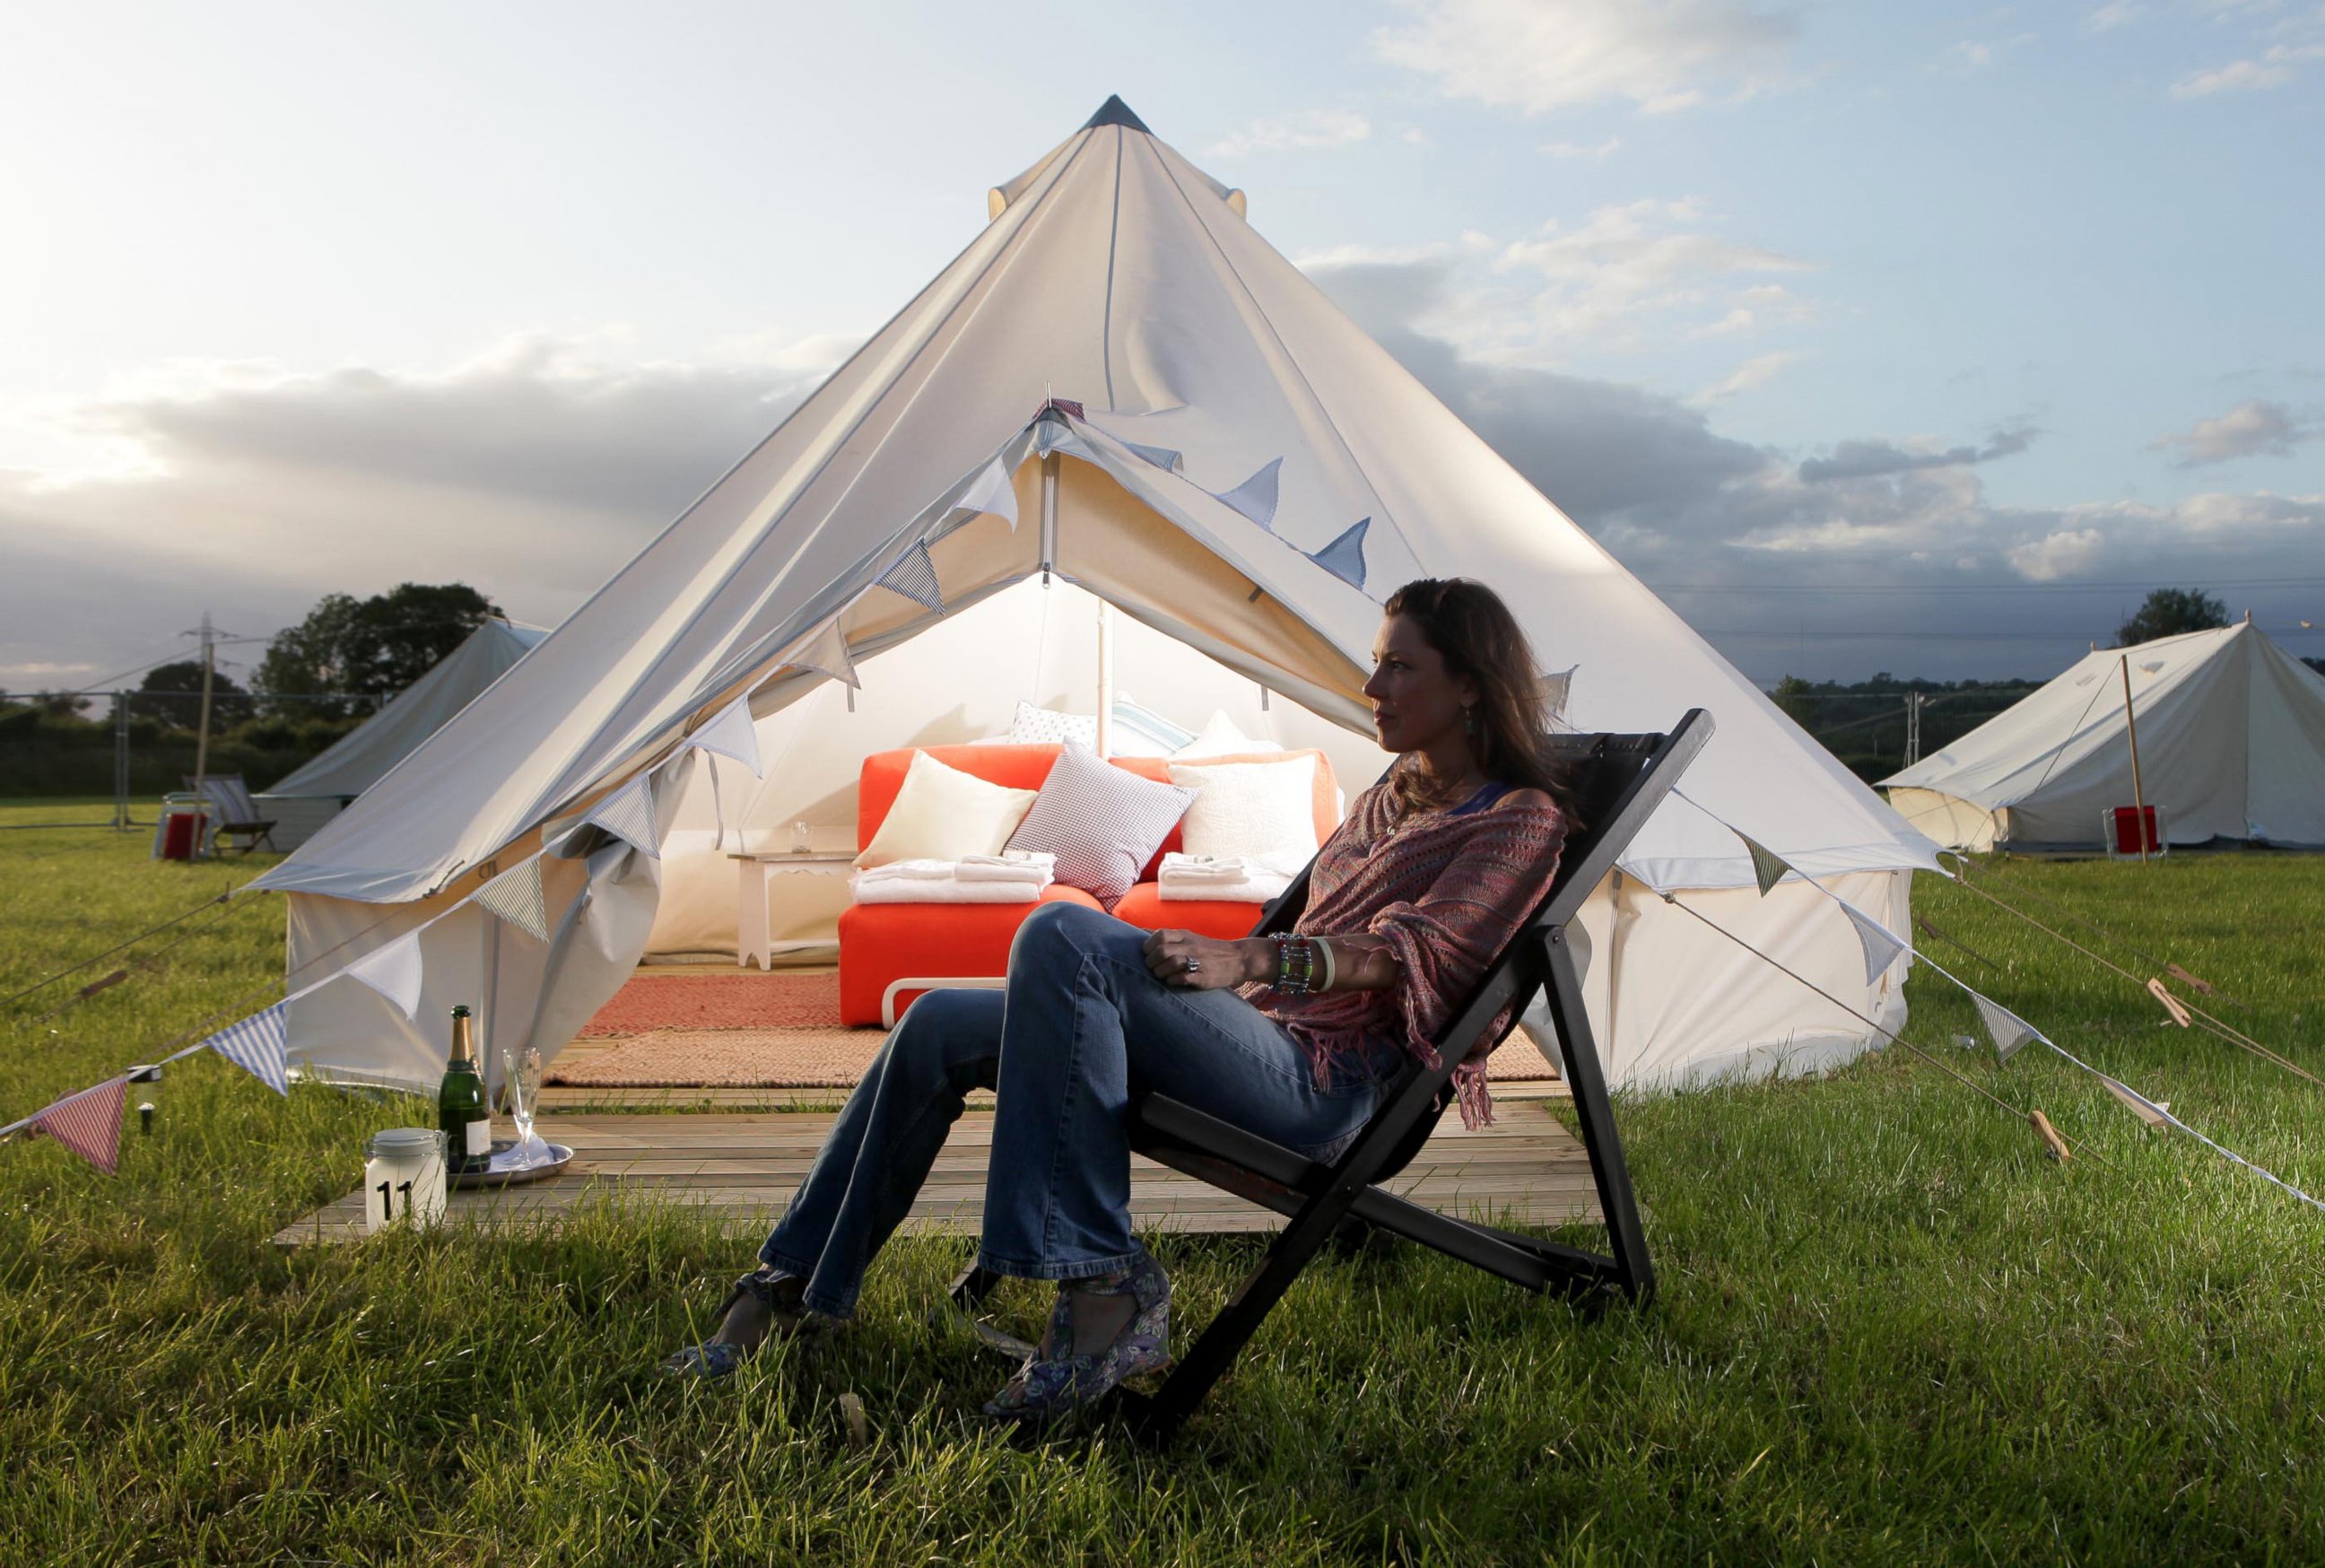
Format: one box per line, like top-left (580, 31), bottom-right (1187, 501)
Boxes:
top-left (1363, 614), bottom-right (1476, 754)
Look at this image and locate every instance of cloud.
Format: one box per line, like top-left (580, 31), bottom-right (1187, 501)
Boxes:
top-left (1328, 199), bottom-right (1819, 360)
top-left (0, 335), bottom-right (830, 693)
top-left (2084, 1), bottom-right (2144, 30)
top-left (1694, 350), bottom-right (1801, 404)
top-left (1798, 428), bottom-right (2036, 482)
top-left (1372, 0), bottom-right (1801, 116)
top-left (1206, 110), bottom-right (1372, 157)
top-left (1938, 33), bottom-right (2037, 73)
top-left (2152, 398), bottom-right (2315, 464)
top-left (2171, 41), bottom-right (2325, 96)
top-left (1540, 135), bottom-right (1623, 160)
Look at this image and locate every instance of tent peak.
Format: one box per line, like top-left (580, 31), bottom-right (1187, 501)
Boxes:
top-left (1082, 95), bottom-right (1151, 134)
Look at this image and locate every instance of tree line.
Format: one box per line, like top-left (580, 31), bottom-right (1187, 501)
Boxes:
top-left (3, 583), bottom-right (501, 797)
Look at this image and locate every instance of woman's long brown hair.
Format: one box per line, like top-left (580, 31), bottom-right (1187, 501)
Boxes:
top-left (1380, 577), bottom-right (1579, 822)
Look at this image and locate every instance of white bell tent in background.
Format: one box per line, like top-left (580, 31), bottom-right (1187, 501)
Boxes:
top-left (254, 96), bottom-right (1939, 1094)
top-left (256, 618), bottom-right (549, 850)
top-left (1884, 620), bottom-right (2325, 852)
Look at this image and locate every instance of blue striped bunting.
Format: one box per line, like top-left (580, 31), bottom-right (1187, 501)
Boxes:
top-left (205, 1002), bottom-right (288, 1096)
top-left (1211, 457), bottom-right (1282, 530)
top-left (1306, 517), bottom-right (1370, 591)
top-left (875, 541), bottom-right (945, 613)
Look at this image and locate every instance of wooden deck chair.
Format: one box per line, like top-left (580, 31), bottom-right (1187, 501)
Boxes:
top-left (948, 709), bottom-right (1713, 1443)
top-left (184, 775), bottom-right (278, 854)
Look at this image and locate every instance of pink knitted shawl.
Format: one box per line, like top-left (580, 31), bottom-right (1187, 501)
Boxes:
top-left (1242, 780), bottom-right (1567, 1129)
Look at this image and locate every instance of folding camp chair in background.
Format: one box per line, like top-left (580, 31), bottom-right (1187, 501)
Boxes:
top-left (949, 709), bottom-right (1713, 1443)
top-left (184, 775), bottom-right (279, 855)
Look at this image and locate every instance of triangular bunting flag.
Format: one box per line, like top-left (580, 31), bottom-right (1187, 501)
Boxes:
top-left (345, 936), bottom-right (425, 1020)
top-left (1973, 992), bottom-right (2042, 1064)
top-left (954, 457), bottom-right (1019, 527)
top-left (1306, 517), bottom-right (1370, 591)
top-left (1738, 832), bottom-right (1791, 897)
top-left (204, 1001), bottom-right (289, 1095)
top-left (584, 776), bottom-right (661, 858)
top-left (1839, 902), bottom-right (1908, 986)
top-left (30, 1077), bottom-right (129, 1174)
top-left (475, 859), bottom-right (550, 944)
top-left (1122, 440), bottom-right (1183, 474)
top-left (789, 620), bottom-right (859, 689)
top-left (684, 697), bottom-right (763, 779)
top-left (874, 540), bottom-right (945, 613)
top-left (1539, 664), bottom-right (1575, 720)
top-left (2099, 1075), bottom-right (2172, 1129)
top-left (1212, 457), bottom-right (1282, 530)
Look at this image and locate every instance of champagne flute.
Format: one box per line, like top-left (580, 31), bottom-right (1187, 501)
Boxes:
top-left (502, 1046), bottom-right (544, 1165)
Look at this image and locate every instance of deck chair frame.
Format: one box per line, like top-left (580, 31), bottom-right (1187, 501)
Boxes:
top-left (948, 708), bottom-right (1713, 1443)
top-left (184, 775), bottom-right (278, 855)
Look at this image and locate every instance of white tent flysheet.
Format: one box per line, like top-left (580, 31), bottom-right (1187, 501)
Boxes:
top-left (254, 98), bottom-right (1941, 1093)
top-left (1883, 620), bottom-right (2325, 851)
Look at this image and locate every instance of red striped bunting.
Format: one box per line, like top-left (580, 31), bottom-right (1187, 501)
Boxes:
top-left (30, 1077), bottom-right (129, 1175)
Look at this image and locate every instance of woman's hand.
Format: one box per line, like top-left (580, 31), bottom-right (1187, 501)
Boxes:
top-left (1142, 928), bottom-right (1260, 990)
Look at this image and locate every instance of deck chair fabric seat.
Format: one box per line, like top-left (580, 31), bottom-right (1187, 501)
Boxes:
top-left (949, 710), bottom-right (1712, 1443)
top-left (184, 775), bottom-right (278, 854)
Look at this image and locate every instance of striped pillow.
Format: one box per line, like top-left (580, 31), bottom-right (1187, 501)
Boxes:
top-left (1006, 741), bottom-right (1196, 905)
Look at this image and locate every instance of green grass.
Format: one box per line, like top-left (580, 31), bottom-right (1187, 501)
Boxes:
top-left (3, 801), bottom-right (2322, 1565)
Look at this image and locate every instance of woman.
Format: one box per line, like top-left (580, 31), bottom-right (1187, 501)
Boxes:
top-left (662, 577), bottom-right (1573, 1423)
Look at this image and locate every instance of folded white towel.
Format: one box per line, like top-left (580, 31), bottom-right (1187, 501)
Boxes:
top-left (852, 875), bottom-right (1042, 905)
top-left (954, 850), bottom-right (1056, 884)
top-left (1157, 873), bottom-right (1292, 903)
top-left (854, 857), bottom-right (961, 884)
top-left (1160, 851), bottom-right (1254, 882)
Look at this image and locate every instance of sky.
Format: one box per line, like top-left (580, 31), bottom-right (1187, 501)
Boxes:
top-left (2, 0), bottom-right (2321, 700)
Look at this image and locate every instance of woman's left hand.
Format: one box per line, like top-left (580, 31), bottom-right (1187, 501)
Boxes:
top-left (1142, 928), bottom-right (1252, 990)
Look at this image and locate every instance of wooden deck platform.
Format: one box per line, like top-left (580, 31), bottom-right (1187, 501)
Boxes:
top-left (274, 1100), bottom-right (1598, 1247)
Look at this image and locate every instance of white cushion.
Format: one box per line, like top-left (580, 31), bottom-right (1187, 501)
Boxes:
top-left (855, 751), bottom-right (1039, 868)
top-left (1171, 710), bottom-right (1284, 760)
top-left (1007, 700), bottom-right (1098, 748)
top-left (1167, 754), bottom-right (1319, 862)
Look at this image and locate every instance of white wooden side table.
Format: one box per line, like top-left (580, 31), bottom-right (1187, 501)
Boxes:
top-left (730, 850), bottom-right (857, 970)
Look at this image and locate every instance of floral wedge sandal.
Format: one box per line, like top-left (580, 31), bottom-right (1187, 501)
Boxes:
top-left (659, 1267), bottom-right (831, 1380)
top-left (980, 1250), bottom-right (1171, 1424)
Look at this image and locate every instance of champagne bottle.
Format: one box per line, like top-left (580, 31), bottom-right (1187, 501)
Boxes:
top-left (437, 1005), bottom-right (492, 1176)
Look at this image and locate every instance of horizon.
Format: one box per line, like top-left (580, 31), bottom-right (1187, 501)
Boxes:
top-left (3, 2), bottom-right (2321, 700)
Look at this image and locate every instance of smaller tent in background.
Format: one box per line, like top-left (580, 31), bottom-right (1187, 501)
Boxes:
top-left (257, 618), bottom-right (548, 849)
top-left (1882, 621), bottom-right (2325, 851)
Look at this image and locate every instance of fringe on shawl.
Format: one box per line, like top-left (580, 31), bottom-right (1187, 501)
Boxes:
top-left (1256, 790), bottom-right (1566, 1131)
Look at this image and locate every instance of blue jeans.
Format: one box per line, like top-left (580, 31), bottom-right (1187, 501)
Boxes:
top-left (758, 902), bottom-right (1402, 1317)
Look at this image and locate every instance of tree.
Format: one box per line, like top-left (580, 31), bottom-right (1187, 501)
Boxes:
top-left (24, 690), bottom-right (91, 719)
top-left (2115, 588), bottom-right (2227, 648)
top-left (255, 582), bottom-right (502, 720)
top-left (136, 660), bottom-right (256, 731)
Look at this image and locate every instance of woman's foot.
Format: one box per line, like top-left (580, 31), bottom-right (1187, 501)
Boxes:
top-left (659, 1267), bottom-right (823, 1379)
top-left (981, 1251), bottom-right (1171, 1424)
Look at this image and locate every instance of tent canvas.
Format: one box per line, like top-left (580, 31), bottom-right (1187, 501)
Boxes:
top-left (1883, 622), bottom-right (2325, 850)
top-left (254, 97), bottom-right (1939, 1094)
top-left (256, 618), bottom-right (548, 849)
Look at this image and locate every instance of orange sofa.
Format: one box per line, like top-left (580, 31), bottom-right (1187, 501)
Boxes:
top-left (837, 743), bottom-right (1339, 1027)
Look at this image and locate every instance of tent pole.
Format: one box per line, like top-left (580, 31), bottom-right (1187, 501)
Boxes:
top-left (1096, 598), bottom-right (1114, 758)
top-left (1040, 454), bottom-right (1058, 585)
top-left (2119, 654), bottom-right (2148, 863)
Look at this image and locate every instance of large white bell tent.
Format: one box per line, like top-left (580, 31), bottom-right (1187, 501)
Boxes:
top-left (1883, 620), bottom-right (2325, 852)
top-left (255, 617), bottom-right (549, 850)
top-left (251, 98), bottom-right (1939, 1095)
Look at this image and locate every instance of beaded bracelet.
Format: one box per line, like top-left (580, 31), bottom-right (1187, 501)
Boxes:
top-left (1269, 935), bottom-right (1333, 996)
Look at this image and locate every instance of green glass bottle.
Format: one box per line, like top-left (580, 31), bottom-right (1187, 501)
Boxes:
top-left (437, 1005), bottom-right (492, 1177)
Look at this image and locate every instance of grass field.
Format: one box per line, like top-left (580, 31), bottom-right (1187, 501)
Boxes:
top-left (3, 800), bottom-right (2321, 1565)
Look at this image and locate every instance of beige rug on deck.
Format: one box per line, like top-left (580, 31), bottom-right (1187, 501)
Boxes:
top-left (549, 1025), bottom-right (1558, 1089)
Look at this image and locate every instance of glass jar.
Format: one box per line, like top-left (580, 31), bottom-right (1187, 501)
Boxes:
top-left (364, 1127), bottom-right (448, 1233)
